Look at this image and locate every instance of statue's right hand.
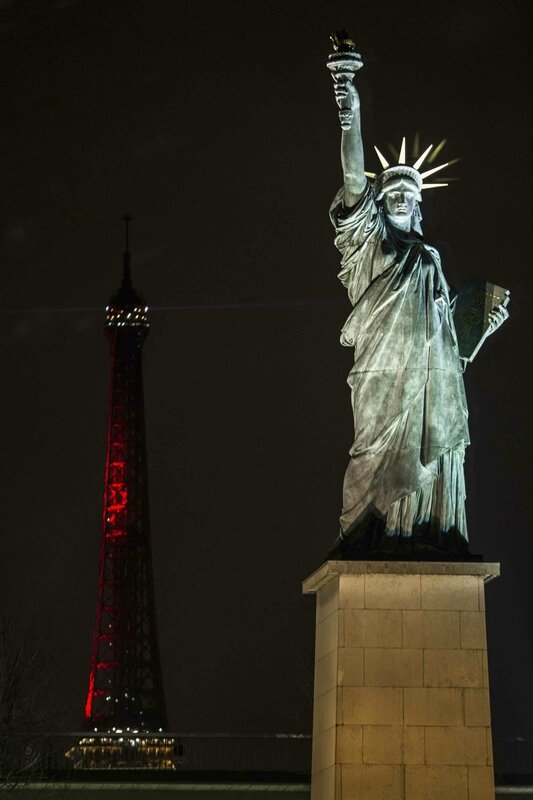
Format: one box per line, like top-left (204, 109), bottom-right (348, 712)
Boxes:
top-left (332, 72), bottom-right (359, 130)
top-left (332, 72), bottom-right (359, 110)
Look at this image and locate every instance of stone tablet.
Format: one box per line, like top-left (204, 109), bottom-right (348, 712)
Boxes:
top-left (454, 279), bottom-right (510, 362)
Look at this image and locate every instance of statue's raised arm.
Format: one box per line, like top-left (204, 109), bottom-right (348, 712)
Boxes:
top-left (327, 31), bottom-right (366, 206)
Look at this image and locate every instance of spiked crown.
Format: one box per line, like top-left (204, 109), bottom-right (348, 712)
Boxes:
top-left (366, 137), bottom-right (454, 202)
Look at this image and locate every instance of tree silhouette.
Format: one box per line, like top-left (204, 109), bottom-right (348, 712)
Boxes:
top-left (0, 615), bottom-right (57, 794)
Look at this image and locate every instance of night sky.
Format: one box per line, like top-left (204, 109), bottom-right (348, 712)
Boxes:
top-left (0, 0), bottom-right (531, 758)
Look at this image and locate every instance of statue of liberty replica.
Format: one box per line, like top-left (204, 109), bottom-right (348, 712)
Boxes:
top-left (327, 32), bottom-right (509, 561)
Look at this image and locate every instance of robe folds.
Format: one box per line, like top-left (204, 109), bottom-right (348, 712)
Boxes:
top-left (330, 183), bottom-right (470, 549)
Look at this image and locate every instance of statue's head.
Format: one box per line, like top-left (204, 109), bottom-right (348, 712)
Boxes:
top-left (375, 167), bottom-right (422, 232)
top-left (369, 139), bottom-right (452, 233)
top-left (375, 166), bottom-right (422, 202)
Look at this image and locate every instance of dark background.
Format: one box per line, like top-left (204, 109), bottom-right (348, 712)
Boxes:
top-left (0, 0), bottom-right (531, 756)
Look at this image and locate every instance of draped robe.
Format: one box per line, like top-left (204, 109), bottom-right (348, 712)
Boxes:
top-left (330, 183), bottom-right (470, 553)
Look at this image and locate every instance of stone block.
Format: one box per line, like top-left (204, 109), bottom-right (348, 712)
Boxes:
top-left (404, 687), bottom-right (463, 726)
top-left (468, 767), bottom-right (494, 800)
top-left (464, 688), bottom-right (491, 726)
top-left (468, 766), bottom-right (495, 800)
top-left (424, 649), bottom-right (482, 687)
top-left (341, 764), bottom-right (404, 800)
top-left (425, 726), bottom-right (487, 766)
top-left (364, 648), bottom-right (423, 687)
top-left (317, 576), bottom-right (340, 624)
top-left (421, 575), bottom-right (479, 611)
top-left (363, 725), bottom-right (404, 764)
top-left (343, 609), bottom-right (402, 648)
top-left (343, 686), bottom-right (403, 725)
top-left (312, 724), bottom-right (336, 773)
top-left (403, 610), bottom-right (460, 649)
top-left (315, 614), bottom-right (339, 662)
top-left (404, 726), bottom-right (425, 765)
top-left (337, 687), bottom-right (343, 725)
top-left (405, 765), bottom-right (468, 800)
top-left (486, 729), bottom-right (494, 766)
top-left (482, 651), bottom-right (489, 688)
top-left (460, 611), bottom-right (487, 650)
top-left (313, 688), bottom-right (337, 735)
top-left (338, 573), bottom-right (364, 609)
top-left (314, 649), bottom-right (338, 700)
top-left (479, 581), bottom-right (486, 611)
top-left (364, 573), bottom-right (420, 610)
top-left (310, 764), bottom-right (335, 800)
top-left (336, 724), bottom-right (362, 764)
top-left (337, 647), bottom-right (363, 687)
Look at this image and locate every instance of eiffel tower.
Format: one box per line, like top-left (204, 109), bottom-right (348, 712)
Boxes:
top-left (68, 218), bottom-right (174, 769)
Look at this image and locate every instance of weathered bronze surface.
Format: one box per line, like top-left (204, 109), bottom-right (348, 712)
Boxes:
top-left (326, 35), bottom-right (509, 560)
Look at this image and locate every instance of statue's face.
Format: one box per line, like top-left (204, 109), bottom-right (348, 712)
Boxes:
top-left (384, 190), bottom-right (417, 227)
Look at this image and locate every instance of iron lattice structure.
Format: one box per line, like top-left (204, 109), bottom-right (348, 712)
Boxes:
top-left (75, 242), bottom-right (172, 768)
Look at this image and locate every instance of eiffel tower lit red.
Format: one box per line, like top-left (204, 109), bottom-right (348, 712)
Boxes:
top-left (68, 218), bottom-right (174, 769)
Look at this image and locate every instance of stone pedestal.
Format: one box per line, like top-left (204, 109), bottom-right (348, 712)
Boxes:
top-left (303, 560), bottom-right (499, 800)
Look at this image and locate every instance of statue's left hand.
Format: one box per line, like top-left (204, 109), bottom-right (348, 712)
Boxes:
top-left (487, 303), bottom-right (509, 335)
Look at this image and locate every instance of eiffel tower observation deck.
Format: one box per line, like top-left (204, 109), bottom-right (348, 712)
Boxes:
top-left (67, 218), bottom-right (174, 769)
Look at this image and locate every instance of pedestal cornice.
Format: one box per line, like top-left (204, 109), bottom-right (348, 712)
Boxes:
top-left (303, 560), bottom-right (500, 594)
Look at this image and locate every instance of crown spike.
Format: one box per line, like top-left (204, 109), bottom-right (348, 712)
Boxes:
top-left (364, 171), bottom-right (377, 179)
top-left (413, 144), bottom-right (433, 170)
top-left (420, 161), bottom-right (449, 179)
top-left (398, 137), bottom-right (406, 164)
top-left (374, 146), bottom-right (389, 170)
top-left (421, 182), bottom-right (448, 189)
top-left (387, 142), bottom-right (399, 161)
top-left (427, 138), bottom-right (447, 164)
